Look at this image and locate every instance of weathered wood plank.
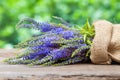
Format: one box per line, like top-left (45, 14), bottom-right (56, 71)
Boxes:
top-left (0, 49), bottom-right (120, 80)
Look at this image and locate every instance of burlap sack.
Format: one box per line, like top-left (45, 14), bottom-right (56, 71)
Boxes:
top-left (90, 20), bottom-right (120, 64)
top-left (108, 24), bottom-right (120, 63)
top-left (90, 20), bottom-right (112, 64)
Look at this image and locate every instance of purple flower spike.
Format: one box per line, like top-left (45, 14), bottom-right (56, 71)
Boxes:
top-left (23, 47), bottom-right (54, 60)
top-left (57, 30), bottom-right (75, 39)
top-left (34, 22), bottom-right (66, 33)
top-left (52, 27), bottom-right (64, 33)
top-left (51, 48), bottom-right (72, 60)
top-left (38, 22), bottom-right (56, 32)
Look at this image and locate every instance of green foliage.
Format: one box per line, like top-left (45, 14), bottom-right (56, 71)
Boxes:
top-left (79, 19), bottom-right (95, 45)
top-left (0, 0), bottom-right (120, 48)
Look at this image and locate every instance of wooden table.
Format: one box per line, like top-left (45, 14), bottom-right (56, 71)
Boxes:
top-left (0, 49), bottom-right (120, 80)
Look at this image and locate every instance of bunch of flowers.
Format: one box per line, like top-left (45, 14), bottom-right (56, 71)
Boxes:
top-left (5, 17), bottom-right (95, 66)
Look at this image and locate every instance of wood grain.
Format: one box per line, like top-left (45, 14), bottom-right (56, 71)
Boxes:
top-left (0, 49), bottom-right (120, 80)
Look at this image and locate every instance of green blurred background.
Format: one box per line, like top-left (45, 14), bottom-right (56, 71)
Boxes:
top-left (0, 0), bottom-right (120, 48)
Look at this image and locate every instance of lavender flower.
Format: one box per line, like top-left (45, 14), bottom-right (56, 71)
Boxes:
top-left (31, 48), bottom-right (73, 65)
top-left (71, 44), bottom-right (90, 57)
top-left (5, 18), bottom-right (93, 66)
top-left (17, 18), bottom-right (68, 33)
top-left (54, 56), bottom-right (84, 66)
top-left (16, 34), bottom-right (62, 48)
top-left (23, 47), bottom-right (54, 60)
top-left (36, 22), bottom-right (56, 32)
